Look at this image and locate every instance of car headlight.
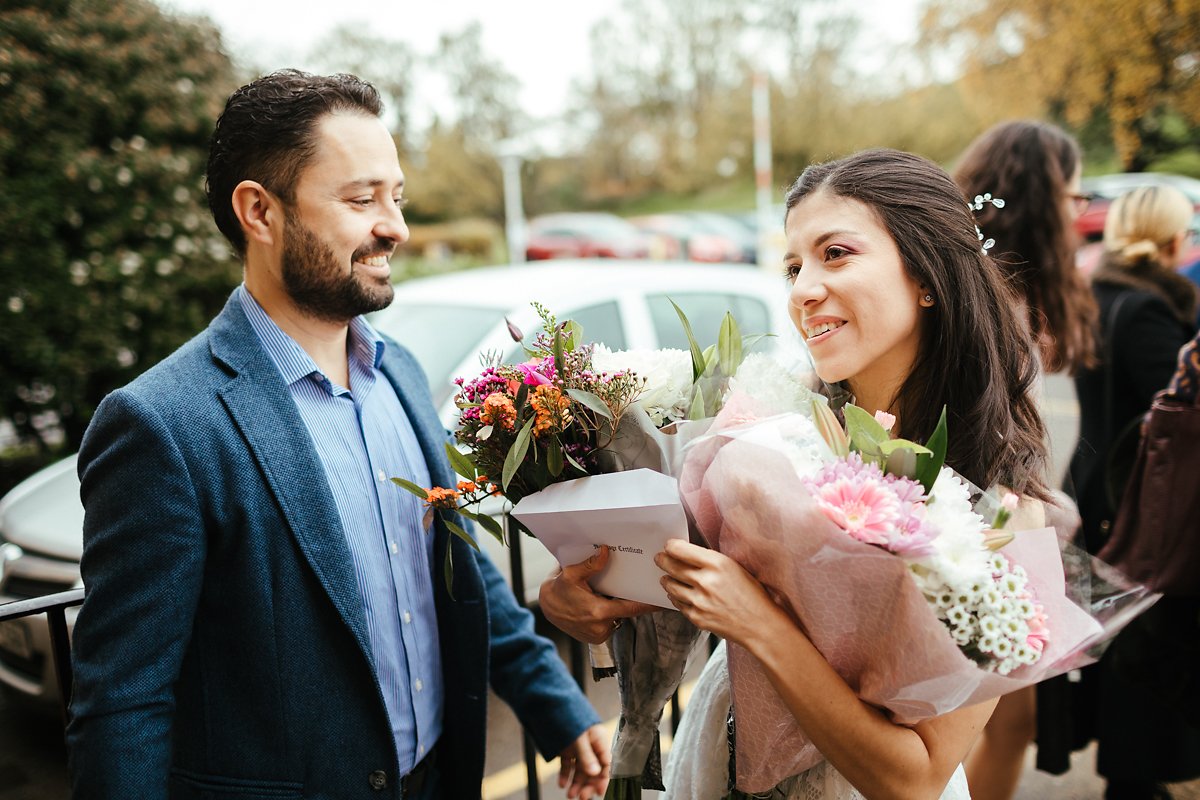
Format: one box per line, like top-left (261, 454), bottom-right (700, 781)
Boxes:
top-left (0, 542), bottom-right (23, 588)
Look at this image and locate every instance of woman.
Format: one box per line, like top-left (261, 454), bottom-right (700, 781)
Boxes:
top-left (952, 120), bottom-right (1097, 376)
top-left (1063, 184), bottom-right (1199, 800)
top-left (651, 148), bottom-right (1052, 800)
top-left (951, 120), bottom-right (1098, 800)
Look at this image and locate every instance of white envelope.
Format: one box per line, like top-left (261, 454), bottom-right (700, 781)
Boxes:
top-left (510, 468), bottom-right (687, 608)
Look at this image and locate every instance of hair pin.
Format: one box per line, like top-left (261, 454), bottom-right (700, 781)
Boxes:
top-left (968, 193), bottom-right (1005, 254)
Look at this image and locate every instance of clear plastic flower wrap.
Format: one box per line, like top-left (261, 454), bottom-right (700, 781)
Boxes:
top-left (676, 393), bottom-right (1157, 794)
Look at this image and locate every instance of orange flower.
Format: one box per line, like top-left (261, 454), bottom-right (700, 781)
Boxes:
top-left (480, 392), bottom-right (517, 430)
top-left (530, 385), bottom-right (572, 437)
top-left (457, 480), bottom-right (478, 493)
top-left (425, 486), bottom-right (461, 510)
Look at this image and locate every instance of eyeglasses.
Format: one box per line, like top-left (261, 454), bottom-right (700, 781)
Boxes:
top-left (1069, 192), bottom-right (1097, 213)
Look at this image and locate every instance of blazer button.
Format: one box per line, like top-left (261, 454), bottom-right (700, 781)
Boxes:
top-left (368, 770), bottom-right (388, 791)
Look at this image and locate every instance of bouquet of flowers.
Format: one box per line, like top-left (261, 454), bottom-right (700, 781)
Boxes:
top-left (675, 392), bottom-right (1156, 794)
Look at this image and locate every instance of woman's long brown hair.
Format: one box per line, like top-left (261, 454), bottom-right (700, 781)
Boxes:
top-left (953, 120), bottom-right (1098, 374)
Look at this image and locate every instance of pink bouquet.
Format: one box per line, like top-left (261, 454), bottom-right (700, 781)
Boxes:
top-left (678, 393), bottom-right (1153, 793)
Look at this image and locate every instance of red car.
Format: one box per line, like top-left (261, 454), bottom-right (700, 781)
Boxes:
top-left (524, 213), bottom-right (650, 260)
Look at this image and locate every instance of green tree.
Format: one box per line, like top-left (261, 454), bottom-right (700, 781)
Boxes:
top-left (921, 0), bottom-right (1200, 170)
top-left (0, 0), bottom-right (240, 455)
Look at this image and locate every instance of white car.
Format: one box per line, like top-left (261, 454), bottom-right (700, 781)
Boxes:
top-left (0, 259), bottom-right (803, 704)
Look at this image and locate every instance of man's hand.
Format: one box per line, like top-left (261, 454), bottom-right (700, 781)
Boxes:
top-left (539, 546), bottom-right (656, 644)
top-left (557, 724), bottom-right (610, 799)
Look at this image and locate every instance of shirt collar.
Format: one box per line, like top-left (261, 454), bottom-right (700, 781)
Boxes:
top-left (237, 284), bottom-right (387, 387)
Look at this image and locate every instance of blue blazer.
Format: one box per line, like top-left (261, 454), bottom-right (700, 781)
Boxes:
top-left (67, 292), bottom-right (598, 798)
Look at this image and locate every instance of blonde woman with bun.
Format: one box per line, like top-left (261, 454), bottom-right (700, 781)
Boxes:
top-left (1058, 184), bottom-right (1200, 800)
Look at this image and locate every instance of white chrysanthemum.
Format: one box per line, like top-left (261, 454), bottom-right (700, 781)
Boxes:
top-left (1015, 598), bottom-right (1035, 617)
top-left (921, 467), bottom-right (990, 585)
top-left (946, 605), bottom-right (971, 626)
top-left (952, 626), bottom-right (974, 646)
top-left (1014, 644), bottom-right (1039, 665)
top-left (992, 638), bottom-right (1014, 658)
top-left (978, 615), bottom-right (1002, 636)
top-left (1003, 618), bottom-right (1027, 638)
top-left (592, 345), bottom-right (692, 426)
top-left (725, 352), bottom-right (816, 415)
top-left (979, 634), bottom-right (999, 653)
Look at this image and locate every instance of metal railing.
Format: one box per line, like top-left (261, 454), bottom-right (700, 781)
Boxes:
top-left (0, 587), bottom-right (83, 725)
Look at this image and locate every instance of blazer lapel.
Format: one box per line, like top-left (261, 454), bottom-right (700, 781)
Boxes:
top-left (208, 295), bottom-right (373, 656)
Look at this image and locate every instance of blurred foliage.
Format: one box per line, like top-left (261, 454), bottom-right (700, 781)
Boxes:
top-left (920, 0), bottom-right (1200, 171)
top-left (0, 0), bottom-right (241, 454)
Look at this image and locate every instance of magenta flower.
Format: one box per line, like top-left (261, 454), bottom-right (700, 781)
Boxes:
top-left (517, 357), bottom-right (556, 386)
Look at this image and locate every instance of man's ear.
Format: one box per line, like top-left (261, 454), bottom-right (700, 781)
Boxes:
top-left (231, 180), bottom-right (284, 248)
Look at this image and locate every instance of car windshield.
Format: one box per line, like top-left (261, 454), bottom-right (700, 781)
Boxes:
top-left (376, 304), bottom-right (505, 406)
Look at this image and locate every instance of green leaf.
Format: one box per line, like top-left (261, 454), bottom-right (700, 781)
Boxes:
top-left (670, 298), bottom-right (707, 382)
top-left (444, 518), bottom-right (481, 552)
top-left (552, 326), bottom-right (566, 378)
top-left (567, 388), bottom-right (613, 420)
top-left (740, 333), bottom-right (776, 353)
top-left (811, 397), bottom-right (850, 457)
top-left (878, 439), bottom-right (932, 456)
top-left (914, 406), bottom-right (949, 494)
top-left (717, 312), bottom-right (743, 376)
top-left (700, 344), bottom-right (718, 377)
top-left (443, 542), bottom-right (455, 600)
top-left (564, 449), bottom-right (588, 474)
top-left (444, 443), bottom-right (476, 481)
top-left (563, 319), bottom-right (583, 350)
top-left (502, 416), bottom-right (536, 490)
top-left (390, 476), bottom-right (431, 501)
top-left (462, 510), bottom-right (506, 545)
top-left (844, 403), bottom-right (888, 456)
top-left (515, 381), bottom-right (530, 411)
top-left (687, 382), bottom-right (707, 421)
top-left (547, 436), bottom-right (564, 477)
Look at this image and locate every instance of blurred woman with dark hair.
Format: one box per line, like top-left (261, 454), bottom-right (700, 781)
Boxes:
top-left (953, 119), bottom-right (1100, 800)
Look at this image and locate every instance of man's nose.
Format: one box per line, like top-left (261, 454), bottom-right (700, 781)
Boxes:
top-left (375, 204), bottom-right (410, 244)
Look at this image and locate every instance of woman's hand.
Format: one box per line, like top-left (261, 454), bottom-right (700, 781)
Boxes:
top-left (539, 546), bottom-right (657, 644)
top-left (655, 539), bottom-right (786, 647)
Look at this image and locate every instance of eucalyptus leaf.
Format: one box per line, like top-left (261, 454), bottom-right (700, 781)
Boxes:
top-left (717, 312), bottom-right (743, 376)
top-left (670, 298), bottom-right (707, 382)
top-left (390, 476), bottom-right (431, 501)
top-left (444, 442), bottom-right (477, 481)
top-left (443, 543), bottom-right (455, 600)
top-left (444, 518), bottom-right (481, 552)
top-left (502, 416), bottom-right (535, 490)
top-left (547, 436), bottom-right (564, 477)
top-left (466, 511), bottom-right (506, 544)
top-left (567, 388), bottom-right (613, 420)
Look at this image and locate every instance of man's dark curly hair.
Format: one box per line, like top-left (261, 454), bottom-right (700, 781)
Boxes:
top-left (205, 69), bottom-right (383, 257)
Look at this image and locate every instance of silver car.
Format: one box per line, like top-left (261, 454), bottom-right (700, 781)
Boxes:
top-left (0, 259), bottom-right (802, 704)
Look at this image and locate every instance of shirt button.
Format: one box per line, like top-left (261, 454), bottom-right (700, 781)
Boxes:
top-left (403, 611), bottom-right (412, 624)
top-left (377, 468), bottom-right (387, 482)
top-left (414, 679), bottom-right (423, 692)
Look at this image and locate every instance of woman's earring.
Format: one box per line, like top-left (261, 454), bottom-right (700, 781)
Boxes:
top-left (922, 293), bottom-right (934, 307)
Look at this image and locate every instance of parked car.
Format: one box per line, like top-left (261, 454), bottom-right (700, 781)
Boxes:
top-left (1075, 172), bottom-right (1200, 242)
top-left (524, 212), bottom-right (651, 260)
top-left (629, 213), bottom-right (746, 263)
top-left (0, 259), bottom-right (804, 706)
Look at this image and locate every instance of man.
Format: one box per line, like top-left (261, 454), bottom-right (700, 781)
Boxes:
top-left (66, 70), bottom-right (608, 799)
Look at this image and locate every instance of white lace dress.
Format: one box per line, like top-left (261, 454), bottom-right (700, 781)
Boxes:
top-left (663, 642), bottom-right (972, 800)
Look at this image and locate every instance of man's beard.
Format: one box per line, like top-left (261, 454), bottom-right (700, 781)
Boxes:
top-left (280, 214), bottom-right (395, 324)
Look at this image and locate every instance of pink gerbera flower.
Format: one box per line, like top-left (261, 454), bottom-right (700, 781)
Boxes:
top-left (809, 476), bottom-right (900, 547)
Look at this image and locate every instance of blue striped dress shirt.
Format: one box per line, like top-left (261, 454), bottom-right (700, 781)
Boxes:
top-left (239, 286), bottom-right (443, 773)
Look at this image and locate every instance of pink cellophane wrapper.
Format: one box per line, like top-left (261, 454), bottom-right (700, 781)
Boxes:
top-left (677, 406), bottom-right (1119, 794)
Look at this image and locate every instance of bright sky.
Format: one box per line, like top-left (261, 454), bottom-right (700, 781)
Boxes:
top-left (159, 0), bottom-right (926, 124)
